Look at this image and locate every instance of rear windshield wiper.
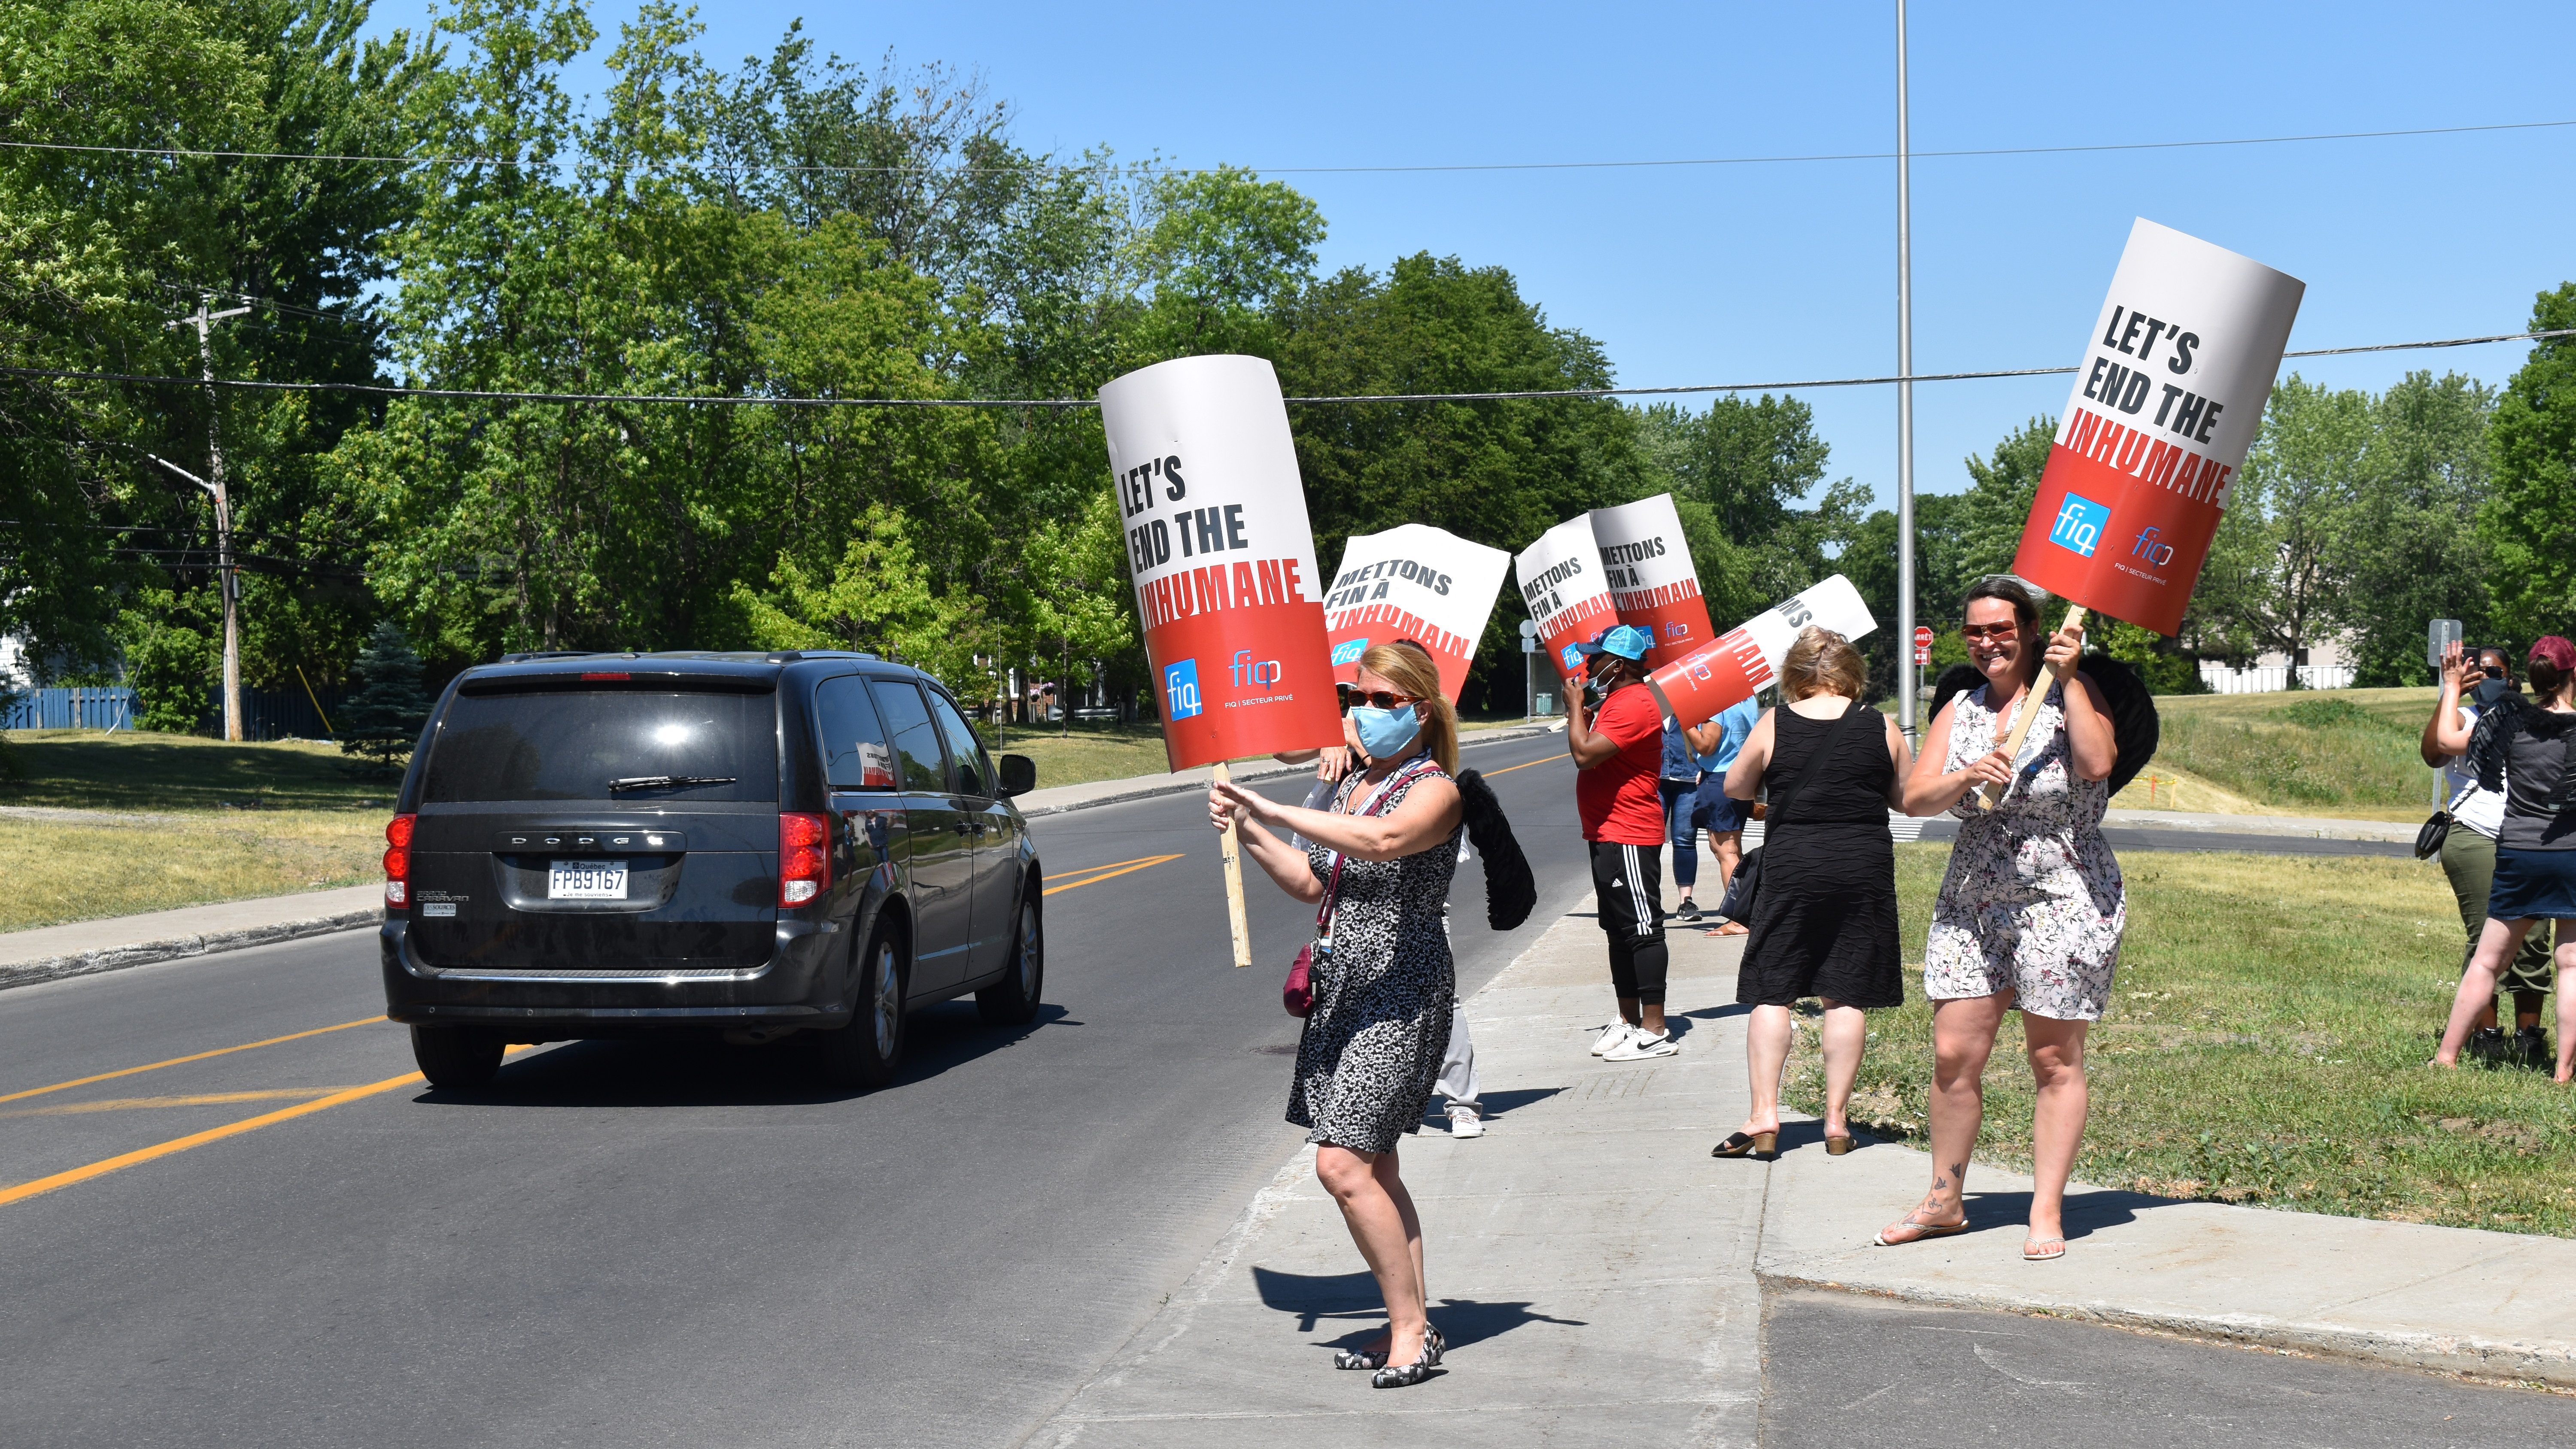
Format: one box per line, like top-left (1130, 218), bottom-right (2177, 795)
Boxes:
top-left (606, 775), bottom-right (739, 791)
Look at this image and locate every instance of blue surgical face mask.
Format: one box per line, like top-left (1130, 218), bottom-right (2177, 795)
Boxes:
top-left (1351, 703), bottom-right (1423, 760)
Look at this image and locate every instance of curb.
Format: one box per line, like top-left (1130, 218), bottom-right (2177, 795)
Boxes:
top-left (1014, 723), bottom-right (1558, 820)
top-left (1751, 1266), bottom-right (2576, 1388)
top-left (0, 908), bottom-right (382, 994)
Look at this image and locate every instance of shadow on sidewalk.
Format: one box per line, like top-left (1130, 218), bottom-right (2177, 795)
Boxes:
top-left (1940, 1186), bottom-right (2178, 1241)
top-left (1252, 1267), bottom-right (1590, 1349)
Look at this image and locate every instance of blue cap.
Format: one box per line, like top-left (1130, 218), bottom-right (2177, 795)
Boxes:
top-left (1577, 625), bottom-right (1653, 662)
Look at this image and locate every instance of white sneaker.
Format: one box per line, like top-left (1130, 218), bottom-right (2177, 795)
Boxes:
top-left (1591, 1022), bottom-right (1636, 1056)
top-left (1604, 1030), bottom-right (1678, 1062)
top-left (1445, 1103), bottom-right (1485, 1138)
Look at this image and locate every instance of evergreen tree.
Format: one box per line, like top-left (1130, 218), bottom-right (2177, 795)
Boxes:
top-left (338, 622), bottom-right (430, 771)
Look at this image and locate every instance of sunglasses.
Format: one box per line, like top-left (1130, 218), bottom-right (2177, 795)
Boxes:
top-left (1338, 685), bottom-right (1421, 714)
top-left (1959, 623), bottom-right (2023, 641)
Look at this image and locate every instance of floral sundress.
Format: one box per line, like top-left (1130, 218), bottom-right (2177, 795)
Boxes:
top-left (1923, 680), bottom-right (2126, 1021)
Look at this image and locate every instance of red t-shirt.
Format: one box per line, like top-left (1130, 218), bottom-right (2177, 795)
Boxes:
top-left (1576, 683), bottom-right (1667, 844)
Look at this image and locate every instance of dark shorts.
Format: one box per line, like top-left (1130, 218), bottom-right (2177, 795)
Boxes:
top-left (1697, 775), bottom-right (1751, 835)
top-left (2491, 847), bottom-right (2576, 923)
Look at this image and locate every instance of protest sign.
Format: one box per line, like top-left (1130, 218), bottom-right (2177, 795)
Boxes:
top-left (2011, 218), bottom-right (2304, 635)
top-left (1990, 218), bottom-right (2303, 805)
top-left (1590, 493), bottom-right (1717, 657)
top-left (1101, 354), bottom-right (1341, 965)
top-left (1102, 354), bottom-right (1342, 772)
top-left (1644, 575), bottom-right (1876, 731)
top-left (1514, 514), bottom-right (1623, 687)
top-left (1323, 524), bottom-right (1512, 703)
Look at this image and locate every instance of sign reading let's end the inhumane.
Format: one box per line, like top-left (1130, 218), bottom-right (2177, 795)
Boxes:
top-left (2011, 218), bottom-right (2304, 635)
top-left (1101, 355), bottom-right (1341, 771)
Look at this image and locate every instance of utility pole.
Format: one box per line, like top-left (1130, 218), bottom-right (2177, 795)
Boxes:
top-left (1893, 1), bottom-right (1918, 749)
top-left (167, 295), bottom-right (251, 740)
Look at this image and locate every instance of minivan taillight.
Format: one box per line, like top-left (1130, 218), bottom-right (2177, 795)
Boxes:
top-left (779, 812), bottom-right (830, 907)
top-left (384, 814), bottom-right (416, 906)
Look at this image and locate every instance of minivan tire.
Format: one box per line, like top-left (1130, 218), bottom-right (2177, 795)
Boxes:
top-left (819, 925), bottom-right (907, 1090)
top-left (411, 1025), bottom-right (505, 1089)
top-left (975, 884), bottom-right (1044, 1027)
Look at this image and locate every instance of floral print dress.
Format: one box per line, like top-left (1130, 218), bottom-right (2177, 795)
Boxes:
top-left (1923, 680), bottom-right (2126, 1021)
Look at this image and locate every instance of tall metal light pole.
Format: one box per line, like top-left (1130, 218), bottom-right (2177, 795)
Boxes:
top-left (1893, 0), bottom-right (1918, 747)
top-left (167, 295), bottom-right (251, 741)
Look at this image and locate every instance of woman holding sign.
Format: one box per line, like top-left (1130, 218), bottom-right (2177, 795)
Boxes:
top-left (1209, 644), bottom-right (1464, 1389)
top-left (1882, 577), bottom-right (2122, 1263)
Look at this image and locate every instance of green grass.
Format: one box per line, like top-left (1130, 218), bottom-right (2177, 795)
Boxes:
top-left (973, 721), bottom-right (1185, 791)
top-left (1784, 843), bottom-right (2576, 1238)
top-left (2138, 686), bottom-right (2441, 819)
top-left (0, 730), bottom-right (392, 932)
top-left (0, 729), bottom-right (400, 812)
top-left (0, 811), bottom-right (381, 933)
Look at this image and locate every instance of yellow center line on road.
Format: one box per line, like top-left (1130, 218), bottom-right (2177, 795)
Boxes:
top-left (1043, 853), bottom-right (1185, 896)
top-left (1, 1088), bottom-right (352, 1120)
top-left (0, 1015), bottom-right (389, 1106)
top-left (0, 1071), bottom-right (424, 1208)
top-left (1483, 753), bottom-right (1569, 777)
top-left (1042, 855), bottom-right (1165, 881)
top-left (0, 1045), bottom-right (547, 1209)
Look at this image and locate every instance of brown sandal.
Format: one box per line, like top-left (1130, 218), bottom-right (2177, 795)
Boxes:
top-left (1712, 1130), bottom-right (1777, 1160)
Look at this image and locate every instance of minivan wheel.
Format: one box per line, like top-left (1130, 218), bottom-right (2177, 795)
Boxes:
top-left (975, 887), bottom-right (1044, 1027)
top-left (410, 1025), bottom-right (505, 1089)
top-left (819, 927), bottom-right (907, 1089)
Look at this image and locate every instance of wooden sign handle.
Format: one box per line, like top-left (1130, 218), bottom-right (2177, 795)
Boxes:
top-left (1978, 605), bottom-right (2088, 811)
top-left (1211, 760), bottom-right (1254, 967)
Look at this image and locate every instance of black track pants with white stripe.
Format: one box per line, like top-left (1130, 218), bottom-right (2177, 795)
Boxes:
top-left (1590, 839), bottom-right (1670, 1005)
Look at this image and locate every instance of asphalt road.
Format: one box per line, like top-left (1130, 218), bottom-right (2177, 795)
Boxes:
top-left (0, 734), bottom-right (2516, 1447)
top-left (0, 732), bottom-right (1596, 1449)
top-left (1761, 1289), bottom-right (2573, 1447)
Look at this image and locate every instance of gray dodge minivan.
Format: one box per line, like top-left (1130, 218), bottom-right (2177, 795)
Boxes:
top-left (377, 650), bottom-right (1042, 1091)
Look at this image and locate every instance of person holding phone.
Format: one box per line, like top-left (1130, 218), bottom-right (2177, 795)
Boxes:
top-left (2423, 641), bottom-right (2556, 1066)
top-left (1563, 625), bottom-right (1677, 1061)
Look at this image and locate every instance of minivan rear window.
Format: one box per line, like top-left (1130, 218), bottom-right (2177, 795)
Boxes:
top-left (421, 689), bottom-right (780, 803)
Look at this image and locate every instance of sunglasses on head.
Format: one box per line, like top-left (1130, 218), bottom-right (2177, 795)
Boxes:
top-left (1338, 684), bottom-right (1420, 714)
top-left (1959, 622), bottom-right (2023, 641)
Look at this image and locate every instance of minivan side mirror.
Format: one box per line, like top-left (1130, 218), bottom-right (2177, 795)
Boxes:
top-left (996, 753), bottom-right (1036, 798)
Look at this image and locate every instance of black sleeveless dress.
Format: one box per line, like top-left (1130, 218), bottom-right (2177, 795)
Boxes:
top-left (1736, 704), bottom-right (1903, 1009)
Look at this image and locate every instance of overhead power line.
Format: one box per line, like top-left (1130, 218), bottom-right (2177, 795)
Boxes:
top-left (2, 329), bottom-right (2568, 410)
top-left (2, 116), bottom-right (2571, 176)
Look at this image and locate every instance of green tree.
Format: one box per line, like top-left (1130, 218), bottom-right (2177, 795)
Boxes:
top-left (1639, 394), bottom-right (1868, 608)
top-left (2485, 284), bottom-right (2576, 643)
top-left (1270, 253), bottom-right (1651, 712)
top-left (1956, 416), bottom-right (2055, 580)
top-left (2333, 371), bottom-right (2498, 684)
top-left (119, 589), bottom-right (218, 732)
top-left (2194, 376), bottom-right (2369, 669)
top-left (337, 619), bottom-right (430, 770)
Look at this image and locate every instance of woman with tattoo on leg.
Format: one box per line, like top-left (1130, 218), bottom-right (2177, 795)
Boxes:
top-left (1882, 577), bottom-right (2124, 1261)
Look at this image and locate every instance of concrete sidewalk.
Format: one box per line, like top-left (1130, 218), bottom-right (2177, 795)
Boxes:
top-left (1029, 876), bottom-right (2576, 1446)
top-left (1028, 905), bottom-right (1765, 1447)
top-left (1758, 1126), bottom-right (2576, 1387)
top-left (0, 884), bottom-right (382, 991)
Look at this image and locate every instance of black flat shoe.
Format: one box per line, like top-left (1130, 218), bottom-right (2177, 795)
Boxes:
top-left (1712, 1130), bottom-right (1777, 1160)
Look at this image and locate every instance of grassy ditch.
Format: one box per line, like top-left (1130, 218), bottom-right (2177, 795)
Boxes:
top-left (2124, 687), bottom-right (2441, 820)
top-left (1785, 843), bottom-right (2576, 1239)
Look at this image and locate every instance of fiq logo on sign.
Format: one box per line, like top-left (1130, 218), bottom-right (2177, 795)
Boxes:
top-left (2131, 526), bottom-right (2177, 567)
top-left (1230, 650), bottom-right (1283, 689)
top-left (2047, 493), bottom-right (2111, 559)
top-left (1330, 637), bottom-right (1369, 666)
top-left (1163, 659), bottom-right (1203, 720)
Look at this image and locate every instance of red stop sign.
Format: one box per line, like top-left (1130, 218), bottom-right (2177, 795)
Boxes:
top-left (1912, 625), bottom-right (1934, 648)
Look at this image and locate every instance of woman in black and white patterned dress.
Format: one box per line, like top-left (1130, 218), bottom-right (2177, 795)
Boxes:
top-left (1212, 644), bottom-right (1463, 1390)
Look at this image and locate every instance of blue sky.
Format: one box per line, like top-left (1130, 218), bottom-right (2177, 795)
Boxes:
top-left (365, 1), bottom-right (2576, 513)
